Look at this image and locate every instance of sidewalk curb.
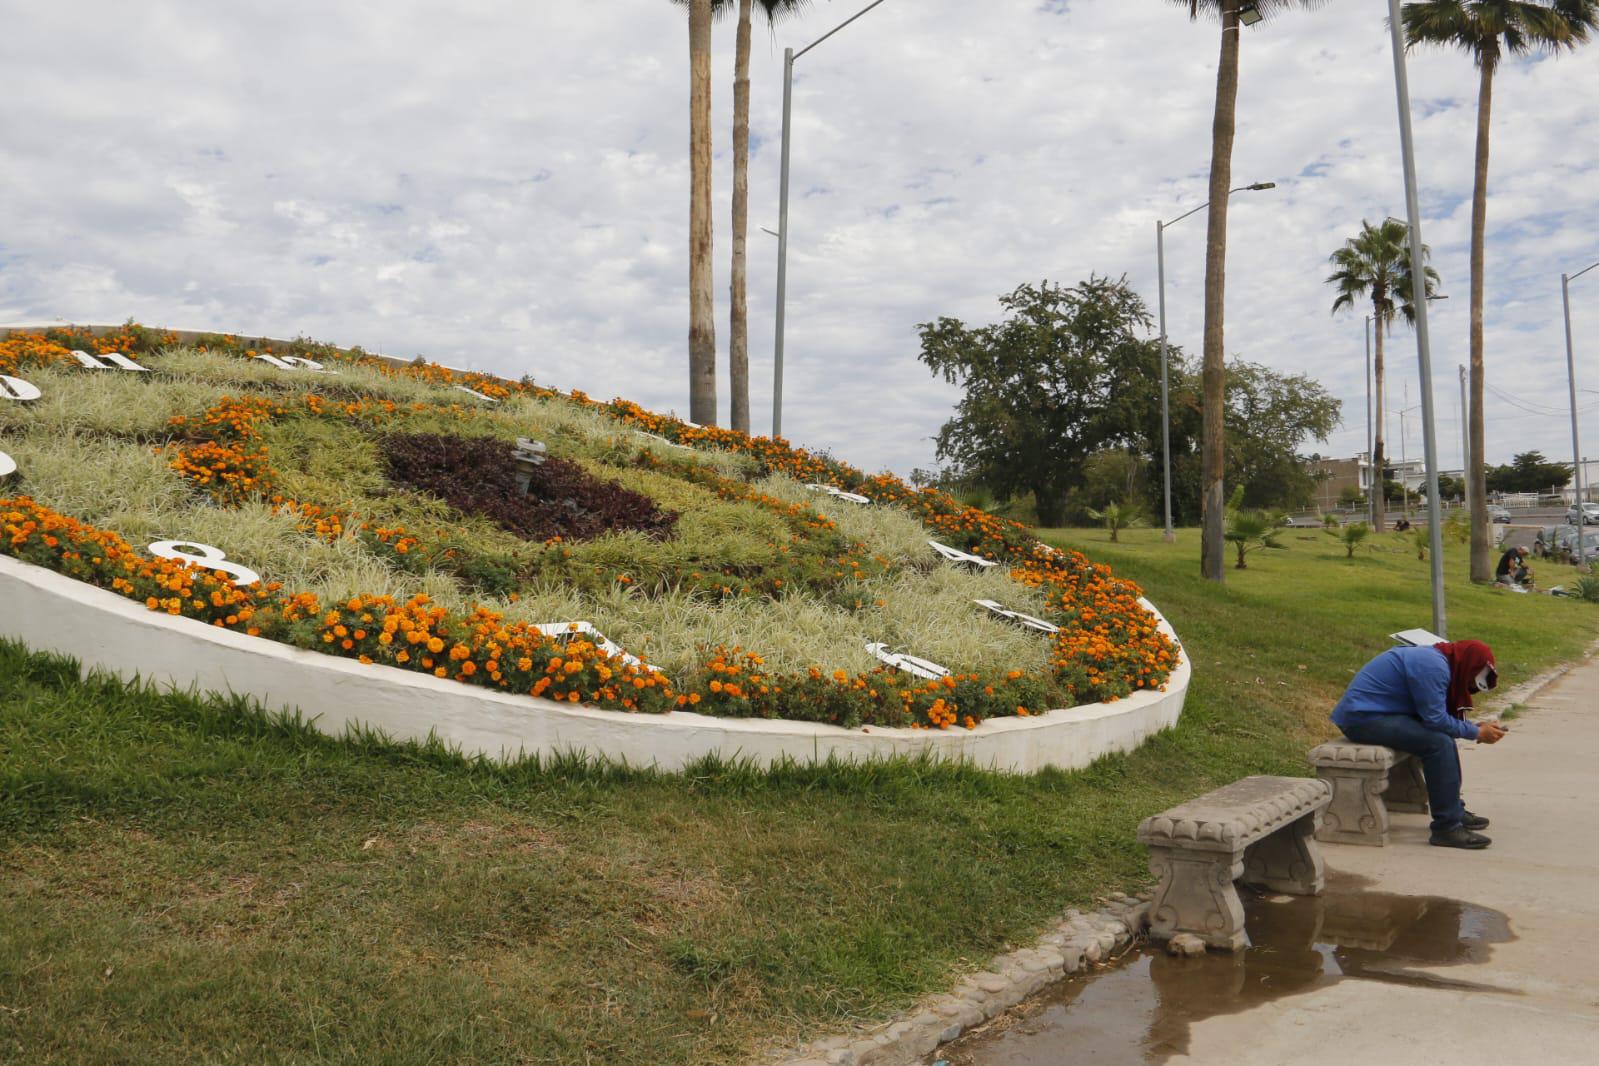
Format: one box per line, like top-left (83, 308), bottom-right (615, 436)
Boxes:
top-left (771, 898), bottom-right (1149, 1066)
top-left (1480, 636), bottom-right (1599, 721)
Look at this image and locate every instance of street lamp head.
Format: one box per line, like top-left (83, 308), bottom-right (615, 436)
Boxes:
top-left (1246, 182), bottom-right (1276, 191)
top-left (1239, 2), bottom-right (1265, 26)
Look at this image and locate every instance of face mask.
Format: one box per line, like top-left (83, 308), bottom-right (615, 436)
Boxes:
top-left (1472, 664), bottom-right (1497, 693)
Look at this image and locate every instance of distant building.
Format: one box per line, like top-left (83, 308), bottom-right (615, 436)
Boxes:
top-left (1304, 454), bottom-right (1374, 511)
top-left (1302, 454), bottom-right (1464, 510)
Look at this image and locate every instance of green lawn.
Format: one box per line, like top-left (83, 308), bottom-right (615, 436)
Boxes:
top-left (3, 525), bottom-right (1593, 1064)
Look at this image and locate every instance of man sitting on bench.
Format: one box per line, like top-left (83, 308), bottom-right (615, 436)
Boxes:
top-left (1331, 639), bottom-right (1508, 849)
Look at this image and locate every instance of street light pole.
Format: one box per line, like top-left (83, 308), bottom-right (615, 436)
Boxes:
top-left (1387, 0), bottom-right (1446, 637)
top-left (1155, 181), bottom-right (1275, 545)
top-left (770, 0), bottom-right (890, 440)
top-left (1563, 260), bottom-right (1599, 566)
top-left (773, 47), bottom-right (794, 439)
top-left (1158, 219), bottom-right (1174, 542)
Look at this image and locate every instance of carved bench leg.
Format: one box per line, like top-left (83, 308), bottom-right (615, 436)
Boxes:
top-left (1385, 754), bottom-right (1429, 814)
top-left (1146, 846), bottom-right (1248, 952)
top-left (1314, 766), bottom-right (1391, 846)
top-left (1243, 812), bottom-right (1326, 896)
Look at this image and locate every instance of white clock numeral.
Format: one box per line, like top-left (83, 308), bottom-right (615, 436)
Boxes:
top-left (72, 349), bottom-right (150, 372)
top-left (0, 375), bottom-right (41, 401)
top-left (148, 540), bottom-right (262, 587)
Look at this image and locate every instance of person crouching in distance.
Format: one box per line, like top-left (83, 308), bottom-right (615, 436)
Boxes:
top-left (1496, 544), bottom-right (1532, 588)
top-left (1331, 639), bottom-right (1507, 849)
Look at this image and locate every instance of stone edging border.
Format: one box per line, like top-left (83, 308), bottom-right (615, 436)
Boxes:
top-left (1, 552), bottom-right (1188, 775)
top-left (773, 896), bottom-right (1150, 1066)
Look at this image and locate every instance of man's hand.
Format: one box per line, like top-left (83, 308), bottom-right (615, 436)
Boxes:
top-left (1477, 721), bottom-right (1509, 745)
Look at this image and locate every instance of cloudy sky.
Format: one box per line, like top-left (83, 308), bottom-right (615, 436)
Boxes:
top-left (3, 1), bottom-right (1597, 478)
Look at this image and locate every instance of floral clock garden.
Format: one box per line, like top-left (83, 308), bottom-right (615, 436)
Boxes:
top-left (0, 324), bottom-right (1177, 754)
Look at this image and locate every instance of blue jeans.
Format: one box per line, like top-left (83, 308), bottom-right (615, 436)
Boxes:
top-left (1335, 711), bottom-right (1466, 832)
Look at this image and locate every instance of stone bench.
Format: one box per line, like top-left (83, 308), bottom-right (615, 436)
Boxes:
top-left (1308, 739), bottom-right (1429, 847)
top-left (1137, 775), bottom-right (1331, 952)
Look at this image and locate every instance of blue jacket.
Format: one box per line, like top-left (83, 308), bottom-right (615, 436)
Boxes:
top-left (1332, 645), bottom-right (1480, 741)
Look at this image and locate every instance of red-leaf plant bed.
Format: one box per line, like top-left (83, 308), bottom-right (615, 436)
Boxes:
top-left (380, 432), bottom-right (678, 544)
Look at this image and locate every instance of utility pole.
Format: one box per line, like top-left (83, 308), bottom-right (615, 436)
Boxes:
top-left (1459, 365), bottom-right (1469, 505)
top-left (1387, 0), bottom-right (1447, 636)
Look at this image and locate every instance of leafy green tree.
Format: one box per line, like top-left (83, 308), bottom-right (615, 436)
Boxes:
top-left (1222, 362), bottom-right (1341, 511)
top-left (1338, 485), bottom-right (1368, 508)
top-left (1485, 450), bottom-right (1571, 493)
top-left (1170, 0), bottom-right (1334, 583)
top-left (1404, 0), bottom-right (1599, 581)
top-left (1080, 448), bottom-right (1147, 512)
top-left (916, 278), bottom-right (1166, 526)
top-left (1327, 218), bottom-right (1440, 533)
top-left (1436, 473), bottom-right (1464, 500)
top-left (1164, 358), bottom-right (1338, 520)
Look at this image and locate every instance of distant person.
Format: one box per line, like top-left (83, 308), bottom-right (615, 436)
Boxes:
top-left (1393, 517), bottom-right (1412, 532)
top-left (1331, 640), bottom-right (1507, 849)
top-left (1496, 545), bottom-right (1532, 587)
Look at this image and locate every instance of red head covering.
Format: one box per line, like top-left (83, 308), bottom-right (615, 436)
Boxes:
top-left (1434, 640), bottom-right (1497, 717)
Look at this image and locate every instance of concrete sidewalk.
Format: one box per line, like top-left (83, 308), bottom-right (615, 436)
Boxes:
top-left (1182, 656), bottom-right (1599, 1065)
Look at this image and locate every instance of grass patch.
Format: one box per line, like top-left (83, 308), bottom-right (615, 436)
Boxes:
top-left (4, 527), bottom-right (1594, 1062)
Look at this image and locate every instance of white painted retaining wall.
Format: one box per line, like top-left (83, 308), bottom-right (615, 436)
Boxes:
top-left (2, 554), bottom-right (1189, 773)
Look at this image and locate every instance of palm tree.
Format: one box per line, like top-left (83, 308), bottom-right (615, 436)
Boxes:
top-left (1403, 0), bottom-right (1598, 581)
top-left (1086, 502), bottom-right (1149, 543)
top-left (1326, 218), bottom-right (1440, 535)
top-left (731, 1), bottom-right (809, 435)
top-left (1223, 507), bottom-right (1287, 569)
top-left (676, 0), bottom-right (810, 433)
top-left (1171, 0), bottom-right (1329, 585)
top-left (688, 0), bottom-right (718, 425)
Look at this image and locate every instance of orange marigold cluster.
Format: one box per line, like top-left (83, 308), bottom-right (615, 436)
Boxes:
top-left (1, 496), bottom-right (673, 716)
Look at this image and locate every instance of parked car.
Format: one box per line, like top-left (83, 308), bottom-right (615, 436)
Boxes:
top-left (1487, 505), bottom-right (1511, 524)
top-left (1539, 524), bottom-right (1599, 563)
top-left (1566, 502), bottom-right (1599, 526)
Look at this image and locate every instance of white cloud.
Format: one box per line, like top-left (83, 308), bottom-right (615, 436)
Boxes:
top-left (0, 0), bottom-right (1596, 476)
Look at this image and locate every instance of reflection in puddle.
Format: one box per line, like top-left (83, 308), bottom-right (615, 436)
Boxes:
top-left (941, 877), bottom-right (1513, 1065)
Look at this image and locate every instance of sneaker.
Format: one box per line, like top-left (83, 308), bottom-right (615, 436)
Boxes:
top-left (1429, 826), bottom-right (1491, 849)
top-left (1462, 810), bottom-right (1490, 831)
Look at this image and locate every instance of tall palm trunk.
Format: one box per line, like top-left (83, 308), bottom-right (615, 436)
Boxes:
top-left (728, 0), bottom-right (753, 435)
top-left (1467, 52), bottom-right (1496, 582)
top-left (1199, 0), bottom-right (1241, 583)
top-left (1372, 292), bottom-right (1387, 533)
top-left (688, 0), bottom-right (718, 425)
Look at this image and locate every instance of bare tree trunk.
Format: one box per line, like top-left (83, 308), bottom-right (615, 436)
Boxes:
top-left (1199, 0), bottom-right (1241, 584)
top-left (1468, 56), bottom-right (1495, 582)
top-left (1372, 292), bottom-right (1387, 533)
top-left (688, 0), bottom-right (718, 425)
top-left (728, 0), bottom-right (753, 435)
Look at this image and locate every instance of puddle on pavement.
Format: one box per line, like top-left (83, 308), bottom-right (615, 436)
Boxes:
top-left (939, 875), bottom-right (1514, 1065)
